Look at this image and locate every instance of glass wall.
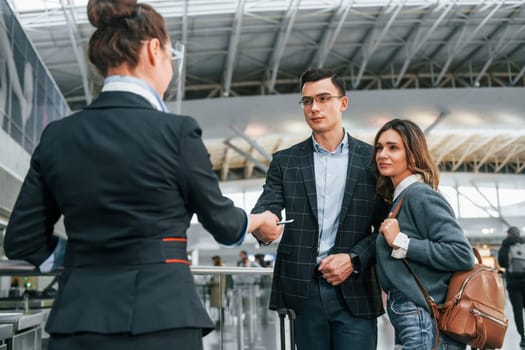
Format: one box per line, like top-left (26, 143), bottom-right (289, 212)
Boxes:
top-left (0, 0), bottom-right (70, 154)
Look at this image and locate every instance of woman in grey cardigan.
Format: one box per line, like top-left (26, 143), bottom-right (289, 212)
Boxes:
top-left (374, 119), bottom-right (475, 350)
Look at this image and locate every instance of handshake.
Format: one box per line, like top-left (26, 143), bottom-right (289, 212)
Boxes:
top-left (248, 211), bottom-right (288, 246)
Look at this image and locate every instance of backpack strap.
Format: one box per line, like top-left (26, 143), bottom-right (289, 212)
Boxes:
top-left (390, 196), bottom-right (438, 307)
top-left (389, 195), bottom-right (441, 350)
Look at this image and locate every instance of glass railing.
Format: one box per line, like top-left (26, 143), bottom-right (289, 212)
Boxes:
top-left (0, 262), bottom-right (282, 350)
top-left (191, 266), bottom-right (279, 350)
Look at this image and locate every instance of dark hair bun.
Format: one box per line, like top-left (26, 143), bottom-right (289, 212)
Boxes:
top-left (87, 0), bottom-right (137, 29)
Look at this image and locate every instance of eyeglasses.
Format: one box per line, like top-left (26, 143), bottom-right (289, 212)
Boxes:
top-left (168, 46), bottom-right (182, 61)
top-left (299, 93), bottom-right (344, 109)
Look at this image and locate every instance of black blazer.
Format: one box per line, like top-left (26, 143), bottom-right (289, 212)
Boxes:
top-left (4, 91), bottom-right (247, 335)
top-left (252, 136), bottom-right (389, 318)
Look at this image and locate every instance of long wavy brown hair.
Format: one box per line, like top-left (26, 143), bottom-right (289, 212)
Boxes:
top-left (374, 119), bottom-right (439, 202)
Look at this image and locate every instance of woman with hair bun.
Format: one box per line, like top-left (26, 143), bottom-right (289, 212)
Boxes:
top-left (3, 0), bottom-right (282, 349)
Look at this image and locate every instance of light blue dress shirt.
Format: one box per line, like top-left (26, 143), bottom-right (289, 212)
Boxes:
top-left (312, 132), bottom-right (349, 262)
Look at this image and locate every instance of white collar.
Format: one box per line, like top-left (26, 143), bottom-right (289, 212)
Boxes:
top-left (101, 75), bottom-right (167, 112)
top-left (393, 174), bottom-right (424, 201)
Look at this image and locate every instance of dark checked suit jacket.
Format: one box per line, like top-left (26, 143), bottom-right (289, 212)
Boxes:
top-left (252, 135), bottom-right (389, 318)
top-left (4, 91), bottom-right (247, 336)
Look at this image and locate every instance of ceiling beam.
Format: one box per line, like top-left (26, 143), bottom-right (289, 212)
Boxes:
top-left (223, 138), bottom-right (268, 174)
top-left (451, 4), bottom-right (525, 74)
top-left (394, 3), bottom-right (453, 87)
top-left (220, 147), bottom-right (231, 181)
top-left (456, 190), bottom-right (500, 221)
top-left (433, 2), bottom-right (502, 87)
top-left (517, 161), bottom-right (525, 173)
top-left (350, 3), bottom-right (403, 88)
top-left (434, 135), bottom-right (474, 165)
top-left (378, 7), bottom-right (429, 83)
top-left (424, 110), bottom-right (449, 135)
top-left (11, 6), bottom-right (64, 28)
top-left (451, 137), bottom-right (494, 172)
top-left (244, 148), bottom-right (256, 179)
top-left (495, 143), bottom-right (525, 172)
top-left (509, 61), bottom-right (525, 85)
top-left (475, 135), bottom-right (520, 171)
top-left (223, 0), bottom-right (247, 97)
top-left (461, 8), bottom-right (525, 87)
top-left (266, 0), bottom-right (301, 94)
top-left (313, 0), bottom-right (354, 68)
top-left (59, 0), bottom-right (92, 104)
top-left (173, 0), bottom-right (188, 114)
top-left (470, 181), bottom-right (511, 226)
top-left (473, 31), bottom-right (510, 87)
top-left (64, 66), bottom-right (525, 105)
top-left (230, 126), bottom-right (272, 161)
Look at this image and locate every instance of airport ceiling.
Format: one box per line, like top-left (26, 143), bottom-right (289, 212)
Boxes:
top-left (7, 0), bottom-right (525, 182)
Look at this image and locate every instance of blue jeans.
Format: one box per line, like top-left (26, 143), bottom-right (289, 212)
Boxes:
top-left (294, 278), bottom-right (377, 350)
top-left (387, 289), bottom-right (465, 350)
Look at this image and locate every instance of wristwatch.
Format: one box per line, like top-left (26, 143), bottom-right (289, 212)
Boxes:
top-left (349, 253), bottom-right (361, 276)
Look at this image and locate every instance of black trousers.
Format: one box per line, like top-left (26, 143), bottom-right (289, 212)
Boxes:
top-left (48, 328), bottom-right (203, 350)
top-left (506, 277), bottom-right (525, 338)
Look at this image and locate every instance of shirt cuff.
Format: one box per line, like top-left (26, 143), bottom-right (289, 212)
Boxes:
top-left (39, 238), bottom-right (67, 273)
top-left (232, 210), bottom-right (249, 246)
top-left (391, 232), bottom-right (409, 259)
top-left (39, 254), bottom-right (55, 273)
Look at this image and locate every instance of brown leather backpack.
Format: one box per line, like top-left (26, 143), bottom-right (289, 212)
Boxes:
top-left (392, 197), bottom-right (508, 350)
top-left (407, 248), bottom-right (508, 349)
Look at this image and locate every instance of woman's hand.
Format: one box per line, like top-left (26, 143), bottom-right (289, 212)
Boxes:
top-left (379, 215), bottom-right (401, 248)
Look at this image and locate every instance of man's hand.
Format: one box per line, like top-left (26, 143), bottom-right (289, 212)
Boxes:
top-left (249, 211), bottom-right (283, 244)
top-left (318, 253), bottom-right (353, 286)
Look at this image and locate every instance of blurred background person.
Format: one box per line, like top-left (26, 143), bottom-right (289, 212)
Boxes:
top-left (209, 255), bottom-right (231, 329)
top-left (3, 0), bottom-right (281, 349)
top-left (237, 250), bottom-right (260, 268)
top-left (254, 254), bottom-right (272, 325)
top-left (498, 226), bottom-right (525, 348)
top-left (254, 253), bottom-right (267, 268)
top-left (235, 250), bottom-right (261, 323)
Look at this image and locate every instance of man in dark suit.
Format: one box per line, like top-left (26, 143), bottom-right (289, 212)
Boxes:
top-left (252, 68), bottom-right (389, 350)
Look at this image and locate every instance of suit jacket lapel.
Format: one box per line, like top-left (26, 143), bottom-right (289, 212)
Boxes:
top-left (300, 139), bottom-right (318, 222)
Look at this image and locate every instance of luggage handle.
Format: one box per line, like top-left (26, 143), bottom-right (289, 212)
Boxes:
top-left (277, 308), bottom-right (296, 350)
